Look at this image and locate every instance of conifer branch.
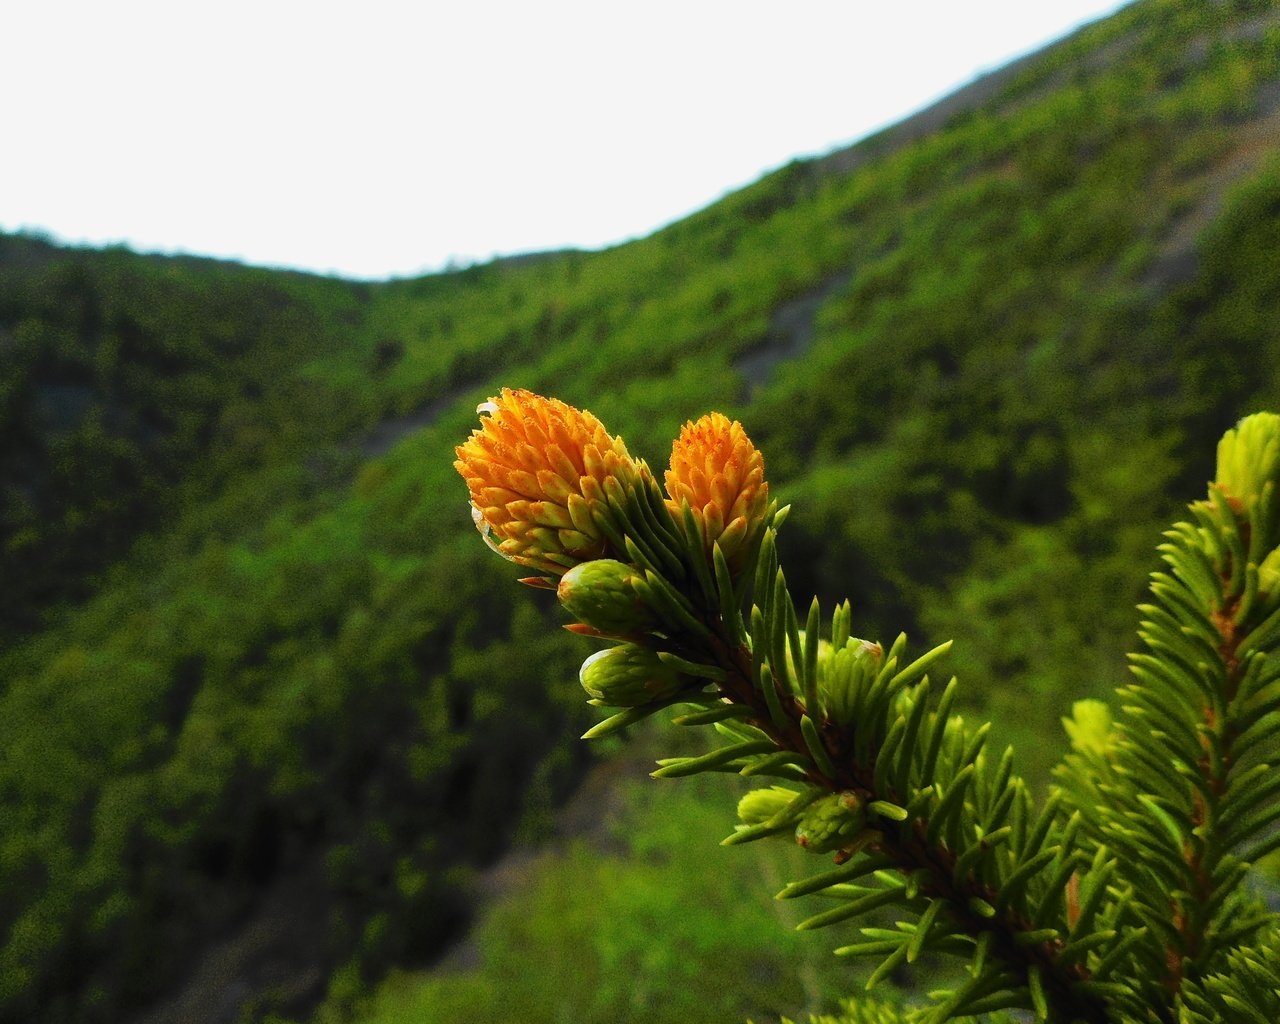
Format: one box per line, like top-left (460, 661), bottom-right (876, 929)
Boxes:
top-left (457, 393), bottom-right (1280, 1024)
top-left (1057, 414), bottom-right (1280, 1019)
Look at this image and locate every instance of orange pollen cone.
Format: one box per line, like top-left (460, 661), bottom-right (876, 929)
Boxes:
top-left (664, 412), bottom-right (768, 567)
top-left (454, 388), bottom-right (639, 575)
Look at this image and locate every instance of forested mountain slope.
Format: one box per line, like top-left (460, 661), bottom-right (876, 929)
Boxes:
top-left (2, 1), bottom-right (1279, 1021)
top-left (0, 236), bottom-right (379, 639)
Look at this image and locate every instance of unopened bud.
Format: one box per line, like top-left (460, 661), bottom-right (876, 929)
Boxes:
top-left (1216, 412), bottom-right (1280, 510)
top-left (822, 639), bottom-right (884, 727)
top-left (579, 644), bottom-right (687, 707)
top-left (558, 559), bottom-right (659, 635)
top-left (1261, 547), bottom-right (1280, 596)
top-left (852, 638), bottom-right (883, 667)
top-left (1063, 699), bottom-right (1115, 758)
top-left (737, 786), bottom-right (799, 826)
top-left (795, 791), bottom-right (866, 853)
top-left (786, 630), bottom-right (833, 689)
top-left (1215, 412), bottom-right (1280, 557)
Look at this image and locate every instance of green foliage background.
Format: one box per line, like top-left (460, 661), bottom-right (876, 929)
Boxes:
top-left (2, 1), bottom-right (1279, 1020)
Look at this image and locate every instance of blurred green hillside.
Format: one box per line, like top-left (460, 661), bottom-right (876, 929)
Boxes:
top-left (2, 1), bottom-right (1279, 1021)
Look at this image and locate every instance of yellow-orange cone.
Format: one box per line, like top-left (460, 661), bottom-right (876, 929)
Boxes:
top-left (665, 413), bottom-right (769, 570)
top-left (455, 389), bottom-right (640, 575)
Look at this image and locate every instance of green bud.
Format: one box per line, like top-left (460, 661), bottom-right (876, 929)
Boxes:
top-left (788, 630), bottom-right (833, 684)
top-left (1261, 547), bottom-right (1280, 596)
top-left (579, 644), bottom-right (687, 707)
top-left (558, 559), bottom-right (659, 635)
top-left (1063, 699), bottom-right (1115, 758)
top-left (1216, 412), bottom-right (1280, 509)
top-left (823, 638), bottom-right (884, 727)
top-left (737, 786), bottom-right (800, 825)
top-left (851, 638), bottom-right (883, 666)
top-left (795, 791), bottom-right (866, 853)
top-left (1216, 413), bottom-right (1280, 555)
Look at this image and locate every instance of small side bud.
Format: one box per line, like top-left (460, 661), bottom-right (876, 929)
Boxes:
top-left (1216, 411), bottom-right (1280, 510)
top-left (822, 639), bottom-right (884, 727)
top-left (1215, 412), bottom-right (1280, 557)
top-left (737, 786), bottom-right (800, 826)
top-left (579, 645), bottom-right (687, 707)
top-left (558, 559), bottom-right (659, 635)
top-left (788, 630), bottom-right (832, 684)
top-left (1261, 547), bottom-right (1280, 595)
top-left (1063, 699), bottom-right (1116, 758)
top-left (853, 639), bottom-right (883, 666)
top-left (795, 791), bottom-right (866, 854)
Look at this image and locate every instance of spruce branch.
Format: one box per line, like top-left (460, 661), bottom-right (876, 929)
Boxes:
top-left (456, 393), bottom-right (1280, 1024)
top-left (1178, 924), bottom-right (1280, 1024)
top-left (681, 542), bottom-right (1116, 1024)
top-left (1056, 413), bottom-right (1280, 1018)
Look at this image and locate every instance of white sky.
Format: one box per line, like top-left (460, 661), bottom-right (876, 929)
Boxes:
top-left (1, 1), bottom-right (1133, 280)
